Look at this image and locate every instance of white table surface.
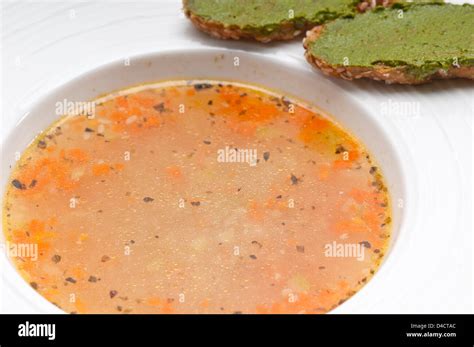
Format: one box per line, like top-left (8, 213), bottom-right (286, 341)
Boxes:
top-left (0, 0), bottom-right (472, 313)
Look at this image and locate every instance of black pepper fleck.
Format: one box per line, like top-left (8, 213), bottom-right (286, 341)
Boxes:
top-left (296, 245), bottom-right (305, 253)
top-left (290, 174), bottom-right (299, 185)
top-left (110, 290), bottom-right (118, 298)
top-left (153, 102), bottom-right (168, 113)
top-left (194, 83), bottom-right (213, 91)
top-left (11, 179), bottom-right (26, 190)
top-left (37, 140), bottom-right (47, 149)
top-left (335, 145), bottom-right (347, 154)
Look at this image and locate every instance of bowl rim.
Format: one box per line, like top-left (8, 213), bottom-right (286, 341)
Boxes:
top-left (0, 46), bottom-right (413, 314)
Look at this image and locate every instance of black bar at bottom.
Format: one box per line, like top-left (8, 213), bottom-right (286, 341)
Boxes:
top-left (0, 314), bottom-right (472, 346)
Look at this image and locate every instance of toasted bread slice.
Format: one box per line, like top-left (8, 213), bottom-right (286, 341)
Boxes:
top-left (183, 0), bottom-right (395, 43)
top-left (304, 3), bottom-right (474, 84)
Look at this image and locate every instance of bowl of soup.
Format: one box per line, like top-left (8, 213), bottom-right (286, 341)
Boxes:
top-left (0, 48), bottom-right (407, 314)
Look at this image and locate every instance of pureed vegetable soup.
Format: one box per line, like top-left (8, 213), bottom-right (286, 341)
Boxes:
top-left (3, 80), bottom-right (391, 314)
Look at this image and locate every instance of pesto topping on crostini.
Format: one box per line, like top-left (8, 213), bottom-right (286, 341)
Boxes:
top-left (308, 3), bottom-right (474, 79)
top-left (185, 0), bottom-right (361, 35)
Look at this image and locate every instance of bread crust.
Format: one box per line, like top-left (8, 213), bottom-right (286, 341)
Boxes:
top-left (303, 25), bottom-right (474, 85)
top-left (183, 0), bottom-right (395, 43)
top-left (184, 8), bottom-right (302, 43)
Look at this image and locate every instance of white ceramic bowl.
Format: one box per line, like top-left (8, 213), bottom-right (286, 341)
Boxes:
top-left (0, 48), bottom-right (410, 314)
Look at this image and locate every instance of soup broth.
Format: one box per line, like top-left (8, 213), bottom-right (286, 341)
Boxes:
top-left (3, 81), bottom-right (391, 313)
